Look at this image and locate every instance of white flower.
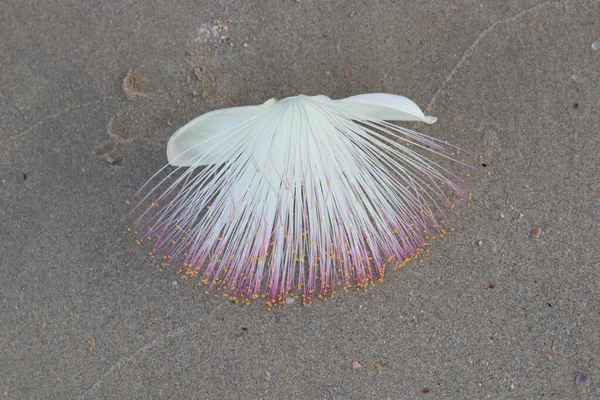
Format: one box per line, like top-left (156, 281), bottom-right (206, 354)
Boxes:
top-left (128, 93), bottom-right (469, 305)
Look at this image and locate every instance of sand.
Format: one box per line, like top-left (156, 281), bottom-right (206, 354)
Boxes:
top-left (1, 0), bottom-right (599, 398)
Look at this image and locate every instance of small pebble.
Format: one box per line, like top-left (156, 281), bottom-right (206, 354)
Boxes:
top-left (285, 297), bottom-right (296, 305)
top-left (531, 226), bottom-right (542, 238)
top-left (478, 240), bottom-right (483, 246)
top-left (500, 212), bottom-right (505, 219)
top-left (172, 280), bottom-right (178, 286)
top-left (352, 361), bottom-right (361, 370)
top-left (576, 372), bottom-right (587, 384)
top-left (592, 41), bottom-right (600, 50)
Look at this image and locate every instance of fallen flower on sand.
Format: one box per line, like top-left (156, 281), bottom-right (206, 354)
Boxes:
top-left (127, 93), bottom-right (471, 305)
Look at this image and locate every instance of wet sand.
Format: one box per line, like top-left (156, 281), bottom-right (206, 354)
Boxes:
top-left (1, 1), bottom-right (599, 398)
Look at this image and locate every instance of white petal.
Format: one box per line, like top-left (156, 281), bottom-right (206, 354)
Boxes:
top-left (333, 93), bottom-right (437, 124)
top-left (167, 99), bottom-right (277, 167)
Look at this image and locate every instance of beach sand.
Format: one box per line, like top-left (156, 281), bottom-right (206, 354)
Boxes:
top-left (1, 1), bottom-right (599, 398)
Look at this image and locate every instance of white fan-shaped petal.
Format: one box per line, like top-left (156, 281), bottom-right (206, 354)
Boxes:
top-left (167, 99), bottom-right (277, 167)
top-left (334, 93), bottom-right (437, 124)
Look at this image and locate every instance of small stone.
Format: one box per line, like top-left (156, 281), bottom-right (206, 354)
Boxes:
top-left (172, 280), bottom-right (179, 286)
top-left (531, 226), bottom-right (542, 238)
top-left (352, 361), bottom-right (361, 370)
top-left (500, 212), bottom-right (505, 219)
top-left (285, 297), bottom-right (296, 305)
top-left (592, 41), bottom-right (600, 51)
top-left (477, 240), bottom-right (483, 246)
top-left (576, 372), bottom-right (587, 384)
top-left (105, 153), bottom-right (122, 167)
top-left (571, 74), bottom-right (583, 82)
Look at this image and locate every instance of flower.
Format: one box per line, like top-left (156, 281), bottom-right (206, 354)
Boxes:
top-left (127, 93), bottom-right (470, 306)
